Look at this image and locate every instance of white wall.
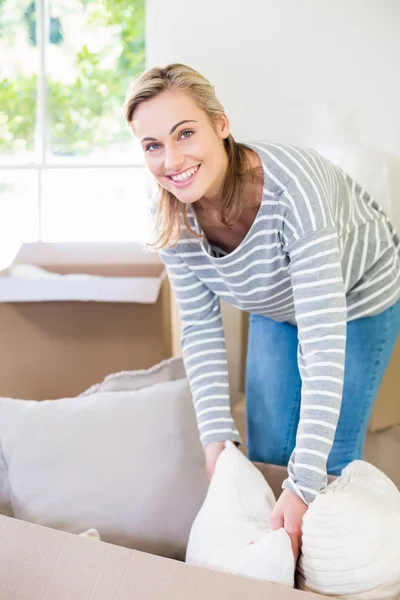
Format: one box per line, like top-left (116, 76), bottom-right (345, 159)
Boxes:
top-left (146, 0), bottom-right (400, 225)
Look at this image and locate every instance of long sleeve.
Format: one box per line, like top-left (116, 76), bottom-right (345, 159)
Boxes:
top-left (281, 227), bottom-right (347, 503)
top-left (252, 142), bottom-right (348, 503)
top-left (159, 247), bottom-right (241, 446)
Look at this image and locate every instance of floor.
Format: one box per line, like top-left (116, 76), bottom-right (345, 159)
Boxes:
top-left (232, 399), bottom-right (400, 487)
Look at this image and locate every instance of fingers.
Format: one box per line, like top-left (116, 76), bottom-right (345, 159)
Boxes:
top-left (288, 530), bottom-right (300, 563)
top-left (270, 510), bottom-right (284, 531)
top-left (271, 510), bottom-right (301, 562)
top-left (284, 518), bottom-right (302, 562)
top-left (204, 441), bottom-right (225, 481)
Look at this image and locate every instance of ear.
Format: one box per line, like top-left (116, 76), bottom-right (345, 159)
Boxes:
top-left (216, 113), bottom-right (230, 140)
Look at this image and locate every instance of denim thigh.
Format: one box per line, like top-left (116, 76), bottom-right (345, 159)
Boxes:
top-left (245, 299), bottom-right (400, 471)
top-left (327, 297), bottom-right (400, 474)
top-left (245, 314), bottom-right (301, 465)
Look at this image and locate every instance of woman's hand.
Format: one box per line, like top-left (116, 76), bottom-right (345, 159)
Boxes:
top-left (204, 441), bottom-right (226, 480)
top-left (271, 488), bottom-right (308, 563)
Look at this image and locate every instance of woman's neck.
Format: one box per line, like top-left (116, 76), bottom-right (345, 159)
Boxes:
top-left (195, 147), bottom-right (263, 218)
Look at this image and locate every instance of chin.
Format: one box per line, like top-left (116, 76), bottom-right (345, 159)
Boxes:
top-left (176, 195), bottom-right (201, 206)
top-left (168, 187), bottom-right (203, 205)
top-left (156, 182), bottom-right (198, 203)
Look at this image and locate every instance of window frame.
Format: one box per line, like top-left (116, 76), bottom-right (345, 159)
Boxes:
top-left (0, 0), bottom-right (147, 257)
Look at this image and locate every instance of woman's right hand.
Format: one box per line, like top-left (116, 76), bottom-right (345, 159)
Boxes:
top-left (204, 441), bottom-right (226, 480)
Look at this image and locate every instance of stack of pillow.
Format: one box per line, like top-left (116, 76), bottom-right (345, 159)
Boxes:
top-left (186, 441), bottom-right (400, 599)
top-left (1, 359), bottom-right (399, 598)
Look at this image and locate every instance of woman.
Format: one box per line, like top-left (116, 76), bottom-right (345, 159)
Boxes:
top-left (124, 63), bottom-right (400, 560)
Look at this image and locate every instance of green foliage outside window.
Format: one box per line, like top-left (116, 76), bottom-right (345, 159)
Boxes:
top-left (0, 0), bottom-right (145, 156)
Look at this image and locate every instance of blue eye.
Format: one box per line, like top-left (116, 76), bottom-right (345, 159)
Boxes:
top-left (146, 143), bottom-right (161, 152)
top-left (180, 130), bottom-right (193, 140)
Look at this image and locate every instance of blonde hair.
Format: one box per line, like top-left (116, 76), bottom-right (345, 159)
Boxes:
top-left (124, 63), bottom-right (258, 249)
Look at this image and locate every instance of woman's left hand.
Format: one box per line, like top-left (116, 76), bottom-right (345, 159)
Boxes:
top-left (271, 488), bottom-right (308, 563)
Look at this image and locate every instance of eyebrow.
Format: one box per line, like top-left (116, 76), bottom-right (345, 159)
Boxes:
top-left (141, 120), bottom-right (198, 143)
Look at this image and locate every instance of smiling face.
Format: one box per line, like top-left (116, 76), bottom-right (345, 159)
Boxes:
top-left (132, 89), bottom-right (231, 205)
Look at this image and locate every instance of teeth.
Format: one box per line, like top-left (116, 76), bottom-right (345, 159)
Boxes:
top-left (171, 166), bottom-right (198, 182)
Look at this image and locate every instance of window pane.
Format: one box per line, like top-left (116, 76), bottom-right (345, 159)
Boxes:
top-left (0, 171), bottom-right (40, 249)
top-left (0, 0), bottom-right (38, 164)
top-left (46, 0), bottom-right (145, 165)
top-left (41, 167), bottom-right (151, 242)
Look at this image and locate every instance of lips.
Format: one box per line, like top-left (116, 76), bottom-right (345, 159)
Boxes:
top-left (167, 164), bottom-right (200, 180)
top-left (166, 164), bottom-right (201, 189)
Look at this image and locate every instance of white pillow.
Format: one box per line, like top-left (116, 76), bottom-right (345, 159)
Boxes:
top-left (186, 441), bottom-right (295, 587)
top-left (79, 528), bottom-right (101, 541)
top-left (298, 460), bottom-right (400, 599)
top-left (0, 357), bottom-right (209, 561)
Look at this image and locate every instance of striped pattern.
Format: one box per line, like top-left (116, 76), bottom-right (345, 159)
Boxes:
top-left (158, 142), bottom-right (400, 503)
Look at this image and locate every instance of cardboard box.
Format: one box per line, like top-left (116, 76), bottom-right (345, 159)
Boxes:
top-left (0, 242), bottom-right (172, 400)
top-left (0, 246), bottom-right (395, 599)
top-left (368, 334), bottom-right (400, 431)
top-left (0, 462), bottom-right (325, 600)
top-left (0, 241), bottom-right (245, 405)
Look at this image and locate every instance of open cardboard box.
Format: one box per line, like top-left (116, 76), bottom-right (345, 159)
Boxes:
top-left (0, 461), bottom-right (326, 600)
top-left (0, 242), bottom-right (244, 405)
top-left (0, 244), bottom-right (398, 599)
top-left (0, 242), bottom-right (172, 401)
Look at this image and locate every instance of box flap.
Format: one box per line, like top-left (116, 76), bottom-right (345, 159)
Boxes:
top-left (0, 270), bottom-right (165, 303)
top-left (13, 242), bottom-right (161, 267)
top-left (0, 515), bottom-right (324, 600)
top-left (0, 515), bottom-right (322, 600)
top-left (0, 242), bottom-right (166, 304)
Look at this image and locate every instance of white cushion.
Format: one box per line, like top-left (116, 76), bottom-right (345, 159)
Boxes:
top-left (298, 460), bottom-right (400, 599)
top-left (79, 528), bottom-right (101, 541)
top-left (0, 357), bottom-right (209, 560)
top-left (186, 441), bottom-right (295, 587)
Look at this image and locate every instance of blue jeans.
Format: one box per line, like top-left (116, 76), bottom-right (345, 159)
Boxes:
top-left (245, 298), bottom-right (400, 475)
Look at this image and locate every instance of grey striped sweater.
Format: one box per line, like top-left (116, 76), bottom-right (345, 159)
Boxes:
top-left (158, 142), bottom-right (400, 504)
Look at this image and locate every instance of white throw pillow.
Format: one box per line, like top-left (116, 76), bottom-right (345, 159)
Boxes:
top-left (186, 441), bottom-right (295, 587)
top-left (0, 357), bottom-right (209, 561)
top-left (298, 460), bottom-right (400, 599)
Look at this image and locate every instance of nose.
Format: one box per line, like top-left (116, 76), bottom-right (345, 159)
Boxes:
top-left (164, 144), bottom-right (184, 173)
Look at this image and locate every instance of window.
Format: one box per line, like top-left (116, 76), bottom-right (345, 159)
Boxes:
top-left (0, 0), bottom-right (150, 245)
